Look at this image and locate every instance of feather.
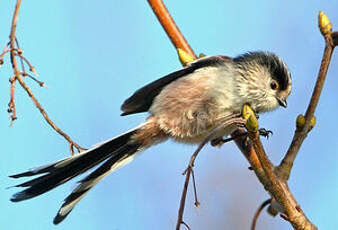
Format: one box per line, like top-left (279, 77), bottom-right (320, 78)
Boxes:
top-left (53, 143), bottom-right (140, 224)
top-left (121, 56), bottom-right (231, 116)
top-left (10, 127), bottom-right (139, 202)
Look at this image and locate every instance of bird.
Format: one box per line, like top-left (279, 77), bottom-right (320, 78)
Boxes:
top-left (9, 51), bottom-right (291, 224)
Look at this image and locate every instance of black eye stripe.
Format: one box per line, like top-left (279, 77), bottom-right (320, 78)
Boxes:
top-left (233, 52), bottom-right (290, 90)
top-left (268, 57), bottom-right (289, 90)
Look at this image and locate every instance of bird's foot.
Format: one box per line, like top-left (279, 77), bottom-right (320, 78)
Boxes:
top-left (258, 128), bottom-right (273, 139)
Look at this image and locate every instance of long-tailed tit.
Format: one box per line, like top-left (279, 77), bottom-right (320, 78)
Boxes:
top-left (10, 51), bottom-right (291, 224)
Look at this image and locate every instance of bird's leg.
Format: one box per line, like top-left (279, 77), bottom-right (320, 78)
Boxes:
top-left (210, 128), bottom-right (273, 147)
top-left (210, 131), bottom-right (248, 147)
top-left (258, 128), bottom-right (273, 139)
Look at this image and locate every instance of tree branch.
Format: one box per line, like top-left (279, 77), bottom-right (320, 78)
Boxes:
top-left (276, 13), bottom-right (337, 181)
top-left (176, 116), bottom-right (245, 230)
top-left (147, 0), bottom-right (197, 59)
top-left (8, 0), bottom-right (21, 124)
top-left (6, 0), bottom-right (85, 154)
top-left (248, 132), bottom-right (317, 229)
top-left (251, 198), bottom-right (272, 230)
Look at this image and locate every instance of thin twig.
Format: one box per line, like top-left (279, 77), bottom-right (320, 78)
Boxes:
top-left (181, 221), bottom-right (191, 230)
top-left (19, 72), bottom-right (44, 87)
top-left (190, 169), bottom-right (199, 208)
top-left (251, 199), bottom-right (272, 230)
top-left (276, 31), bottom-right (337, 180)
top-left (18, 54), bottom-right (37, 76)
top-left (7, 0), bottom-right (85, 154)
top-left (8, 76), bottom-right (16, 125)
top-left (176, 117), bottom-right (246, 230)
top-left (0, 43), bottom-right (10, 60)
top-left (15, 75), bottom-right (85, 153)
top-left (8, 0), bottom-right (21, 124)
top-left (211, 131), bottom-right (248, 146)
top-left (15, 38), bottom-right (25, 73)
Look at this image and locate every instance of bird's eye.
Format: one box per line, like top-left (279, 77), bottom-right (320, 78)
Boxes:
top-left (270, 81), bottom-right (279, 90)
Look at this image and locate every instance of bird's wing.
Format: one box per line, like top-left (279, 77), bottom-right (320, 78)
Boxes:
top-left (120, 55), bottom-right (232, 116)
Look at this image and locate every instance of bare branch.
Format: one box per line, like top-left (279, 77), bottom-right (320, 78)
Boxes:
top-left (176, 116), bottom-right (246, 230)
top-left (233, 129), bottom-right (267, 184)
top-left (8, 76), bottom-right (16, 125)
top-left (147, 0), bottom-right (197, 59)
top-left (251, 199), bottom-right (272, 230)
top-left (8, 0), bottom-right (21, 124)
top-left (277, 27), bottom-right (338, 181)
top-left (15, 74), bottom-right (85, 153)
top-left (248, 132), bottom-right (317, 229)
top-left (6, 0), bottom-right (85, 154)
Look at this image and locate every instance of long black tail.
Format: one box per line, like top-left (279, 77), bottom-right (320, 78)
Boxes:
top-left (10, 127), bottom-right (142, 224)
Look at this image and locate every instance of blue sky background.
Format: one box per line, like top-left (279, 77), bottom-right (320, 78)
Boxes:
top-left (1, 1), bottom-right (338, 229)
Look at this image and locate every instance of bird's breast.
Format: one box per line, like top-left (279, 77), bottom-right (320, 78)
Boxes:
top-left (149, 67), bottom-right (236, 143)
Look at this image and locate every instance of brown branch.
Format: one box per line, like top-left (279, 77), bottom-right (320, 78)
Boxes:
top-left (0, 44), bottom-right (10, 61)
top-left (251, 199), bottom-right (272, 230)
top-left (176, 116), bottom-right (245, 230)
top-left (181, 221), bottom-right (191, 230)
top-left (276, 31), bottom-right (337, 180)
top-left (8, 76), bottom-right (16, 125)
top-left (233, 129), bottom-right (267, 184)
top-left (248, 132), bottom-right (317, 229)
top-left (8, 0), bottom-right (21, 124)
top-left (7, 0), bottom-right (85, 154)
top-left (15, 39), bottom-right (26, 73)
top-left (19, 71), bottom-right (45, 87)
top-left (190, 168), bottom-right (199, 208)
top-left (147, 0), bottom-right (197, 59)
top-left (249, 133), bottom-right (286, 204)
top-left (18, 54), bottom-right (37, 76)
top-left (235, 128), bottom-right (317, 229)
top-left (15, 75), bottom-right (85, 153)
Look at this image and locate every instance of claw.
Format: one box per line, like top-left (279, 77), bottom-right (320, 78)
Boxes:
top-left (210, 131), bottom-right (249, 147)
top-left (237, 123), bottom-right (246, 128)
top-left (258, 128), bottom-right (273, 139)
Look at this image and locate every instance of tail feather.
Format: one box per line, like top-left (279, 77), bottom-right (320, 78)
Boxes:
top-left (53, 143), bottom-right (141, 224)
top-left (10, 127), bottom-right (140, 202)
top-left (9, 162), bottom-right (59, 178)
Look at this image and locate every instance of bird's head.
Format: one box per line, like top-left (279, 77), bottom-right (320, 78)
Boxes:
top-left (233, 51), bottom-right (292, 113)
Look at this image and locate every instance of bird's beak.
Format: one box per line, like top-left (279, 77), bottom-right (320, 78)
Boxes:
top-left (276, 97), bottom-right (287, 108)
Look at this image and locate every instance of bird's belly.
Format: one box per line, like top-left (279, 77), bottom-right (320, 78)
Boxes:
top-left (154, 109), bottom-right (237, 144)
top-left (173, 123), bottom-right (237, 144)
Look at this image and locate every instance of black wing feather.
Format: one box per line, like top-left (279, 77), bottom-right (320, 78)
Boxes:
top-left (120, 56), bottom-right (231, 116)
